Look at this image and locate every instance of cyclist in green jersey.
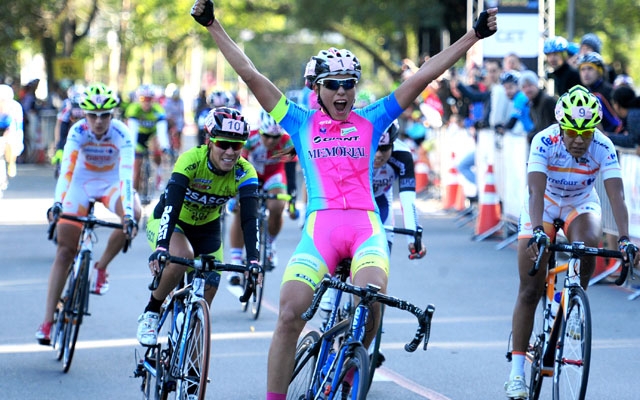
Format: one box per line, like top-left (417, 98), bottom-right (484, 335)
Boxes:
top-left (125, 84), bottom-right (171, 193)
top-left (137, 107), bottom-right (261, 346)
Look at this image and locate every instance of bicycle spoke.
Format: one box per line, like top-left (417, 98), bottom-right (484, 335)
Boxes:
top-left (553, 287), bottom-right (591, 400)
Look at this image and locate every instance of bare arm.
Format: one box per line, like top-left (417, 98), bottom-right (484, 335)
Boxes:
top-left (193, 1), bottom-right (283, 112)
top-left (527, 171), bottom-right (547, 230)
top-left (394, 8), bottom-right (498, 109)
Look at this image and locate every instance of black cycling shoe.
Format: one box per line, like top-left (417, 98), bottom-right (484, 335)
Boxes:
top-left (370, 351), bottom-right (386, 369)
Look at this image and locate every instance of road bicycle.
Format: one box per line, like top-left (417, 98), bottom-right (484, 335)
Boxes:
top-left (317, 225), bottom-right (424, 392)
top-left (507, 218), bottom-right (635, 400)
top-left (242, 190), bottom-right (296, 320)
top-left (47, 200), bottom-right (132, 373)
top-left (134, 254), bottom-right (261, 400)
top-left (288, 260), bottom-right (435, 400)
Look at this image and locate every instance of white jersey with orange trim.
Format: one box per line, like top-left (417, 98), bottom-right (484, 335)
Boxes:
top-left (527, 124), bottom-right (621, 204)
top-left (54, 118), bottom-right (135, 217)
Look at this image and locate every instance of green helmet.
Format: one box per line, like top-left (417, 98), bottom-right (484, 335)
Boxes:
top-left (79, 83), bottom-right (120, 111)
top-left (554, 85), bottom-right (602, 129)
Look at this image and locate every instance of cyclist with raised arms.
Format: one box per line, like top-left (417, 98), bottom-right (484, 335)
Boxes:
top-left (190, 2), bottom-right (496, 398)
top-left (504, 85), bottom-right (639, 399)
top-left (137, 107), bottom-right (261, 346)
top-left (125, 84), bottom-right (171, 192)
top-left (36, 83), bottom-right (140, 344)
top-left (227, 109), bottom-right (295, 284)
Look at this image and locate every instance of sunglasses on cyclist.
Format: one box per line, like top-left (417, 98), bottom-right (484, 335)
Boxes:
top-left (211, 139), bottom-right (245, 151)
top-left (317, 78), bottom-right (358, 91)
top-left (262, 134), bottom-right (282, 140)
top-left (562, 127), bottom-right (595, 139)
top-left (86, 111), bottom-right (113, 120)
top-left (377, 144), bottom-right (393, 152)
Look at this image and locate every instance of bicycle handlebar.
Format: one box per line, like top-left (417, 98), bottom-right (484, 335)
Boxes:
top-left (47, 213), bottom-right (131, 253)
top-left (149, 254), bottom-right (261, 303)
top-left (529, 242), bottom-right (628, 283)
top-left (302, 275), bottom-right (436, 352)
top-left (384, 225), bottom-right (424, 256)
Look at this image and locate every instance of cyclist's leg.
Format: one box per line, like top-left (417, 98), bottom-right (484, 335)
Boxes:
top-left (183, 219), bottom-right (224, 304)
top-left (563, 198), bottom-right (602, 288)
top-left (506, 201), bottom-right (553, 395)
top-left (267, 211), bottom-right (335, 396)
top-left (264, 173), bottom-right (287, 238)
top-left (42, 222), bottom-right (82, 325)
top-left (40, 183), bottom-right (89, 327)
top-left (227, 203), bottom-right (244, 262)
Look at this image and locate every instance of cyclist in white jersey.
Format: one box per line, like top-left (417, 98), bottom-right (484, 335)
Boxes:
top-left (504, 85), bottom-right (639, 398)
top-left (36, 83), bottom-right (141, 345)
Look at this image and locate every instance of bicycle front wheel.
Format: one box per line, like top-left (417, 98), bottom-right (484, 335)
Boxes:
top-left (288, 331), bottom-right (321, 400)
top-left (553, 286), bottom-right (591, 400)
top-left (63, 251), bottom-right (91, 373)
top-left (173, 299), bottom-right (210, 400)
top-left (334, 345), bottom-right (370, 400)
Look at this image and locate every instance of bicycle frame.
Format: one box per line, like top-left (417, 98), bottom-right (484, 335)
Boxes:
top-left (136, 255), bottom-right (258, 400)
top-left (50, 200), bottom-right (127, 373)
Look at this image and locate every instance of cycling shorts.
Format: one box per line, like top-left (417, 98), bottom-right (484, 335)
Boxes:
top-left (60, 177), bottom-right (122, 227)
top-left (517, 189), bottom-right (602, 240)
top-left (146, 216), bottom-right (223, 288)
top-left (282, 209), bottom-right (389, 289)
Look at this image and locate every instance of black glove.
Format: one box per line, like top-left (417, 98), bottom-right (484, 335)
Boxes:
top-left (149, 247), bottom-right (170, 264)
top-left (473, 10), bottom-right (495, 39)
top-left (528, 226), bottom-right (549, 248)
top-left (191, 0), bottom-right (215, 27)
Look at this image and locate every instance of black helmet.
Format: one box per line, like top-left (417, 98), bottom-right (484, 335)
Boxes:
top-left (204, 107), bottom-right (250, 141)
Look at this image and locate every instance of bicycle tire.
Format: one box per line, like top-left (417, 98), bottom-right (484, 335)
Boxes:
top-left (288, 331), bottom-right (321, 400)
top-left (553, 286), bottom-right (591, 400)
top-left (173, 299), bottom-right (210, 400)
top-left (334, 344), bottom-right (370, 400)
top-left (63, 250), bottom-right (91, 373)
top-left (142, 345), bottom-right (164, 400)
top-left (53, 267), bottom-right (74, 361)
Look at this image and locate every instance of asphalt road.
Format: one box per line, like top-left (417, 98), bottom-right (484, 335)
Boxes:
top-left (1, 150), bottom-right (639, 399)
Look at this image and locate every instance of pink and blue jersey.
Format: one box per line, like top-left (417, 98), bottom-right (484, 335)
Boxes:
top-left (270, 95), bottom-right (403, 215)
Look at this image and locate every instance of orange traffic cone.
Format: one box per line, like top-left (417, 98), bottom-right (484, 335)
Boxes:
top-left (474, 164), bottom-right (502, 240)
top-left (441, 152), bottom-right (461, 210)
top-left (415, 161), bottom-right (429, 193)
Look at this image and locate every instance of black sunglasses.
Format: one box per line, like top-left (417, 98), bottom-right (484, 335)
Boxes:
top-left (377, 144), bottom-right (393, 152)
top-left (317, 78), bottom-right (358, 91)
top-left (262, 134), bottom-right (282, 140)
top-left (212, 139), bottom-right (245, 151)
